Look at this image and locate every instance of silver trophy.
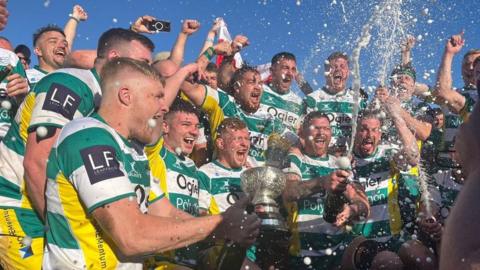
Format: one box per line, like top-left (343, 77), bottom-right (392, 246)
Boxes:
top-left (240, 133), bottom-right (294, 230)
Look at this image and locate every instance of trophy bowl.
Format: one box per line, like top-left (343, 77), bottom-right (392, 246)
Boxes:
top-left (240, 166), bottom-right (287, 230)
top-left (240, 166), bottom-right (286, 206)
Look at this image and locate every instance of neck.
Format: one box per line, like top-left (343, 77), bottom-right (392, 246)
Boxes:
top-left (271, 82), bottom-right (288, 94)
top-left (97, 105), bottom-right (130, 139)
top-left (162, 139), bottom-right (180, 156)
top-left (216, 155), bottom-right (240, 169)
top-left (325, 85), bottom-right (344, 95)
top-left (94, 58), bottom-right (105, 75)
top-left (38, 59), bottom-right (57, 73)
top-left (304, 146), bottom-right (327, 158)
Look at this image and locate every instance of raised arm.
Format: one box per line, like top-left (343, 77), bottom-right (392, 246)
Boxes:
top-left (63, 5), bottom-right (88, 52)
top-left (384, 96), bottom-right (420, 167)
top-left (433, 32), bottom-right (466, 113)
top-left (199, 19), bottom-right (221, 55)
top-left (169, 19), bottom-right (200, 67)
top-left (400, 35), bottom-right (415, 66)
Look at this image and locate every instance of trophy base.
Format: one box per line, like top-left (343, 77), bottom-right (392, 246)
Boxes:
top-left (256, 226), bottom-right (290, 270)
top-left (255, 203), bottom-right (288, 231)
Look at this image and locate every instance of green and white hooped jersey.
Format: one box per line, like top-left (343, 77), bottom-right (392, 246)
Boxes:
top-left (198, 160), bottom-right (249, 215)
top-left (428, 169), bottom-right (463, 222)
top-left (258, 84), bottom-right (303, 131)
top-left (43, 114), bottom-right (151, 270)
top-left (200, 86), bottom-right (287, 163)
top-left (160, 145), bottom-right (203, 216)
top-left (303, 87), bottom-right (366, 147)
top-left (0, 48), bottom-right (27, 140)
top-left (286, 153), bottom-right (350, 266)
top-left (197, 160), bottom-right (259, 262)
top-left (159, 144), bottom-right (206, 267)
top-left (25, 65), bottom-right (48, 89)
top-left (0, 68), bottom-right (101, 238)
top-left (352, 145), bottom-right (420, 249)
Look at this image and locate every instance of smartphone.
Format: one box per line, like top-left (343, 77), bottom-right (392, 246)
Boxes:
top-left (147, 20), bottom-right (171, 32)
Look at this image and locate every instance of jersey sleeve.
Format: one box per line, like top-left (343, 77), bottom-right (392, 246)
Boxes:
top-left (283, 153), bottom-right (302, 177)
top-left (200, 86), bottom-right (230, 141)
top-left (459, 92), bottom-right (476, 121)
top-left (55, 127), bottom-right (135, 213)
top-left (145, 138), bottom-right (167, 204)
top-left (28, 72), bottom-right (95, 131)
top-left (197, 170), bottom-right (212, 211)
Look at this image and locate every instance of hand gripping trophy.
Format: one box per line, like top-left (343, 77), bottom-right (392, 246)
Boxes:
top-left (240, 133), bottom-right (293, 269)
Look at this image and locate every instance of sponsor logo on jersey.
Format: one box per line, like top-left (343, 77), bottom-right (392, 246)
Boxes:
top-left (177, 174), bottom-right (199, 196)
top-left (267, 106), bottom-right (299, 126)
top-left (81, 145), bottom-right (124, 184)
top-left (42, 83), bottom-right (81, 120)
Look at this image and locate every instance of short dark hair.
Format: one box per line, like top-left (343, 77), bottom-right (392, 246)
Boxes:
top-left (33, 25), bottom-right (65, 46)
top-left (301, 111), bottom-right (330, 132)
top-left (271, 52), bottom-right (296, 66)
top-left (165, 98), bottom-right (200, 120)
top-left (427, 107), bottom-right (443, 118)
top-left (216, 117), bottom-right (247, 138)
top-left (327, 51), bottom-right (349, 64)
top-left (390, 62), bottom-right (416, 82)
top-left (358, 109), bottom-right (384, 126)
top-left (97, 28), bottom-right (155, 59)
top-left (229, 65), bottom-right (259, 90)
top-left (206, 62), bottom-right (218, 73)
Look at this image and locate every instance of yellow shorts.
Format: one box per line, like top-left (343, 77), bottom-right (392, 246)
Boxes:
top-left (0, 208), bottom-right (44, 270)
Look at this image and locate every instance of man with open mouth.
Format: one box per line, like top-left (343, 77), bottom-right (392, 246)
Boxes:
top-left (181, 64), bottom-right (289, 165)
top-left (145, 99), bottom-right (205, 269)
top-left (197, 117), bottom-right (260, 269)
top-left (351, 109), bottom-right (435, 269)
top-left (257, 52), bottom-right (303, 131)
top-left (303, 51), bottom-right (367, 156)
top-left (282, 111), bottom-right (369, 270)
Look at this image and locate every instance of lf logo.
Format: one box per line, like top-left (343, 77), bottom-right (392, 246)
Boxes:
top-left (81, 145), bottom-right (124, 184)
top-left (42, 83), bottom-right (81, 120)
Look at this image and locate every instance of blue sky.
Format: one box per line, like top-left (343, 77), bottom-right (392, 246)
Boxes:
top-left (4, 0), bottom-right (480, 96)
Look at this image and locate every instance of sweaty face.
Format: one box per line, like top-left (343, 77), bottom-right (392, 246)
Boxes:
top-left (270, 58), bottom-right (297, 94)
top-left (163, 112), bottom-right (200, 155)
top-left (234, 71), bottom-right (263, 113)
top-left (462, 52), bottom-right (480, 86)
top-left (325, 57), bottom-right (349, 93)
top-left (217, 127), bottom-right (250, 168)
top-left (303, 117), bottom-right (332, 157)
top-left (205, 71), bottom-right (218, 89)
top-left (36, 31), bottom-right (68, 70)
top-left (131, 78), bottom-right (167, 145)
top-left (355, 118), bottom-right (382, 157)
top-left (391, 74), bottom-right (415, 102)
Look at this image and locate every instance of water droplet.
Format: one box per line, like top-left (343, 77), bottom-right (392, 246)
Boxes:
top-left (36, 126), bottom-right (48, 138)
top-left (147, 118), bottom-right (157, 128)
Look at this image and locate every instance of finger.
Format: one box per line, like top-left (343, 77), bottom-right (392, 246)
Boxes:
top-left (141, 15), bottom-right (156, 22)
top-left (6, 74), bottom-right (19, 81)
